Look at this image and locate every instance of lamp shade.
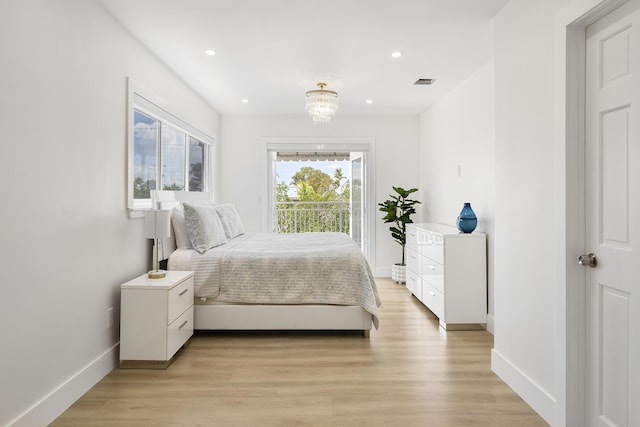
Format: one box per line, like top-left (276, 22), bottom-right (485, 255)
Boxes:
top-left (144, 209), bottom-right (171, 239)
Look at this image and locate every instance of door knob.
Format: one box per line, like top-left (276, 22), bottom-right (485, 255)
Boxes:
top-left (578, 253), bottom-right (597, 268)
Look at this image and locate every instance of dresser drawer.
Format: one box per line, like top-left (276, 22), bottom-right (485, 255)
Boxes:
top-left (420, 236), bottom-right (444, 264)
top-left (420, 255), bottom-right (444, 293)
top-left (168, 276), bottom-right (194, 323)
top-left (406, 226), bottom-right (419, 252)
top-left (422, 283), bottom-right (444, 319)
top-left (406, 269), bottom-right (422, 300)
top-left (167, 306), bottom-right (193, 358)
top-left (406, 247), bottom-right (420, 273)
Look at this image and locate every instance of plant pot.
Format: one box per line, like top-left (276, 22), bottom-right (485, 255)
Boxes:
top-left (391, 263), bottom-right (406, 284)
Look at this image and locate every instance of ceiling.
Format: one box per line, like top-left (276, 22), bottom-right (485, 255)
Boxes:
top-left (98, 0), bottom-right (508, 116)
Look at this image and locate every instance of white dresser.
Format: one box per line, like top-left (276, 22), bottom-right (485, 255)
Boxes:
top-left (120, 270), bottom-right (194, 368)
top-left (405, 223), bottom-right (487, 330)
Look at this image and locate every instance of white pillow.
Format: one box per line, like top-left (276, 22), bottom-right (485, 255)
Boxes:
top-left (171, 205), bottom-right (192, 249)
top-left (214, 203), bottom-right (246, 239)
top-left (183, 203), bottom-right (227, 253)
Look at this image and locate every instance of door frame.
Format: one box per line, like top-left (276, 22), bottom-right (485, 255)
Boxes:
top-left (261, 137), bottom-right (376, 264)
top-left (557, 0), bottom-right (630, 425)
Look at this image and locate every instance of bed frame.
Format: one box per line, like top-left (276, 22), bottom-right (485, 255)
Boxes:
top-left (152, 191), bottom-right (374, 336)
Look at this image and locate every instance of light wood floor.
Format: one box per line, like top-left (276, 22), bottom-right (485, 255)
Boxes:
top-left (52, 278), bottom-right (548, 426)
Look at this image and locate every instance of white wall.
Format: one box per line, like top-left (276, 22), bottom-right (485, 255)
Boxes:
top-left (0, 1), bottom-right (218, 425)
top-left (218, 114), bottom-right (420, 276)
top-left (491, 0), bottom-right (571, 424)
top-left (419, 60), bottom-right (496, 330)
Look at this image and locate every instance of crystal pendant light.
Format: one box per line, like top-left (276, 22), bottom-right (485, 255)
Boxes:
top-left (305, 82), bottom-right (338, 123)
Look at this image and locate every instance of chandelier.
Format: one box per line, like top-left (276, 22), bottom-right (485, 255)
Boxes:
top-left (305, 82), bottom-right (338, 123)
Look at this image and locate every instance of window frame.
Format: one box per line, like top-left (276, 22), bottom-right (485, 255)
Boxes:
top-left (127, 79), bottom-right (214, 217)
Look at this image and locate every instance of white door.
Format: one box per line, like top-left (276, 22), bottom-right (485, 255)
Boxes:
top-left (585, 2), bottom-right (640, 426)
top-left (350, 152), bottom-right (364, 251)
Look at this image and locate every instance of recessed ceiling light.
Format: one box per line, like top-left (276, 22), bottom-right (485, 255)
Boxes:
top-left (204, 49), bottom-right (216, 56)
top-left (391, 51), bottom-right (403, 59)
top-left (366, 99), bottom-right (373, 104)
top-left (241, 99), bottom-right (249, 103)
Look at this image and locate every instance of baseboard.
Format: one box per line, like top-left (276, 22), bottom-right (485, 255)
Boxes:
top-left (9, 343), bottom-right (119, 426)
top-left (486, 314), bottom-right (495, 335)
top-left (491, 348), bottom-right (556, 426)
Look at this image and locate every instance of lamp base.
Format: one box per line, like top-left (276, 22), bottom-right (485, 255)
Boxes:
top-left (148, 270), bottom-right (167, 279)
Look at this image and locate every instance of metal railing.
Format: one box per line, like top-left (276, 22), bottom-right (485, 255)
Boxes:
top-left (275, 201), bottom-right (350, 234)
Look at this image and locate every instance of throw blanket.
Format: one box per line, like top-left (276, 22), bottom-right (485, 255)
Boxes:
top-left (169, 232), bottom-right (381, 327)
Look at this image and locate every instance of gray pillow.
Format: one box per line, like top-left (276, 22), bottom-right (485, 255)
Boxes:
top-left (171, 205), bottom-right (192, 249)
top-left (183, 203), bottom-right (227, 253)
top-left (214, 203), bottom-right (246, 239)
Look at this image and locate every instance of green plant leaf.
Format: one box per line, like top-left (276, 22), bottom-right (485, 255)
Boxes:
top-left (378, 186), bottom-right (421, 263)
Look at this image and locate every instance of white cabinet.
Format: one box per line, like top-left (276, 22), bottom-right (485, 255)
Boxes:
top-left (120, 270), bottom-right (194, 368)
top-left (406, 223), bottom-right (486, 330)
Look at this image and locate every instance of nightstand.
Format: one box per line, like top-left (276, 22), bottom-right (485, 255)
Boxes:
top-left (120, 270), bottom-right (194, 368)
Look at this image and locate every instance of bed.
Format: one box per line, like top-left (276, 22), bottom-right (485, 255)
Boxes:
top-left (153, 191), bottom-right (381, 336)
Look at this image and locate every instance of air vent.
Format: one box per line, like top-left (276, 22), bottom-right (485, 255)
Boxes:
top-left (414, 78), bottom-right (435, 85)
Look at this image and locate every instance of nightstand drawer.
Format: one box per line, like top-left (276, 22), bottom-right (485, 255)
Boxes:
top-left (167, 306), bottom-right (193, 358)
top-left (168, 276), bottom-right (194, 323)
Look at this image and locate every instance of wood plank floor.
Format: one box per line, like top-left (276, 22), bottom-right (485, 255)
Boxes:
top-left (52, 278), bottom-right (548, 426)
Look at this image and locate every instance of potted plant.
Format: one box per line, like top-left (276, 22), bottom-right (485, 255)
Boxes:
top-left (378, 186), bottom-right (421, 283)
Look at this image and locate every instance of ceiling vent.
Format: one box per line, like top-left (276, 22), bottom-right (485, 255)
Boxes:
top-left (414, 78), bottom-right (436, 85)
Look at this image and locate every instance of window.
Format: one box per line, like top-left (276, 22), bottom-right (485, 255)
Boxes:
top-left (128, 83), bottom-right (213, 214)
top-left (160, 123), bottom-right (186, 191)
top-left (188, 137), bottom-right (206, 192)
top-left (132, 111), bottom-right (158, 200)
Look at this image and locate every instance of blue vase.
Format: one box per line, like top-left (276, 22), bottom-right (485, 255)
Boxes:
top-left (457, 202), bottom-right (477, 233)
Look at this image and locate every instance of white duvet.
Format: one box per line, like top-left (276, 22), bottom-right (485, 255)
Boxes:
top-left (169, 232), bottom-right (381, 325)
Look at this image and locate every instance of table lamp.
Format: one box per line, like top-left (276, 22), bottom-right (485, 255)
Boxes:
top-left (144, 209), bottom-right (171, 279)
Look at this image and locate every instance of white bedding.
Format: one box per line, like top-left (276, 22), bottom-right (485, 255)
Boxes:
top-left (168, 232), bottom-right (381, 327)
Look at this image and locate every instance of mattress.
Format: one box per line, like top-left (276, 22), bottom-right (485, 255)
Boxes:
top-left (168, 232), bottom-right (381, 325)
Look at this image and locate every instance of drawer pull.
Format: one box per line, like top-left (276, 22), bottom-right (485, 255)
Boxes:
top-left (428, 265), bottom-right (436, 270)
top-left (178, 288), bottom-right (189, 296)
top-left (429, 291), bottom-right (436, 297)
top-left (178, 320), bottom-right (189, 330)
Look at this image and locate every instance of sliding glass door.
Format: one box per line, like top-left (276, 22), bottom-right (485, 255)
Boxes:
top-left (263, 138), bottom-right (375, 262)
top-left (350, 151), bottom-right (364, 250)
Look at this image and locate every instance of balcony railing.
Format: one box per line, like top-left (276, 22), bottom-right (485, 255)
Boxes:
top-left (275, 201), bottom-right (351, 234)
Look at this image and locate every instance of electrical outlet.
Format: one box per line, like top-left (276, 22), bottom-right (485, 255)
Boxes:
top-left (106, 307), bottom-right (114, 329)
